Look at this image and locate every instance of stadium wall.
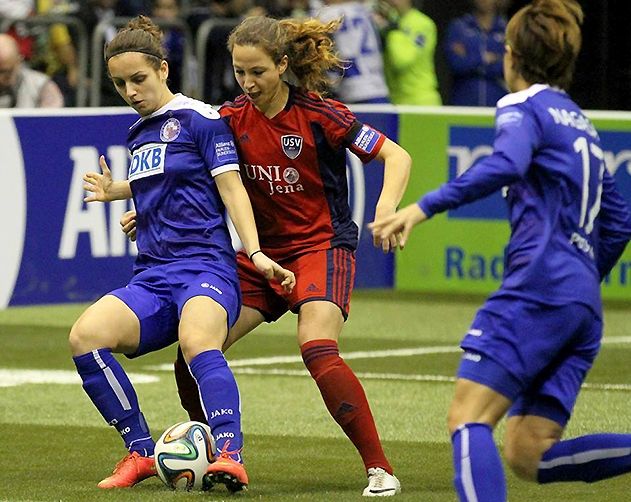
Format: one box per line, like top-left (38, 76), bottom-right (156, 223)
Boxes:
top-left (1, 106), bottom-right (630, 308)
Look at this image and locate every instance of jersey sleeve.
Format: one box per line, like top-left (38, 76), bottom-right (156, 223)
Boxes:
top-left (419, 103), bottom-right (541, 217)
top-left (190, 109), bottom-right (240, 177)
top-left (595, 170), bottom-right (631, 279)
top-left (320, 98), bottom-right (386, 163)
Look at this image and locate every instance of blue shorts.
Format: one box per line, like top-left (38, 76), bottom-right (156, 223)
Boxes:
top-left (109, 260), bottom-right (241, 358)
top-left (457, 298), bottom-right (602, 426)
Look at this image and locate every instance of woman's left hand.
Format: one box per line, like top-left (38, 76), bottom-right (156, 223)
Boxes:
top-left (251, 252), bottom-right (296, 293)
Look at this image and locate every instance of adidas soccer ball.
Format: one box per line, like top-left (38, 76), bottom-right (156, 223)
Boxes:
top-left (154, 421), bottom-right (216, 490)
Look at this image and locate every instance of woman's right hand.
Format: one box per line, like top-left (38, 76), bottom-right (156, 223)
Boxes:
top-left (120, 210), bottom-right (137, 242)
top-left (83, 155), bottom-right (114, 202)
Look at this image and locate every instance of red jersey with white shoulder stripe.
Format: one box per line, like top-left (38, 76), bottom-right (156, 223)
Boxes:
top-left (220, 86), bottom-right (386, 259)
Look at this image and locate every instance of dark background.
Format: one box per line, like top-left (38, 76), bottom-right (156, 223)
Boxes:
top-left (422, 0), bottom-right (631, 111)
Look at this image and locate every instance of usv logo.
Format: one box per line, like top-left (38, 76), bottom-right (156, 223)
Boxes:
top-left (129, 143), bottom-right (166, 182)
top-left (281, 135), bottom-right (303, 159)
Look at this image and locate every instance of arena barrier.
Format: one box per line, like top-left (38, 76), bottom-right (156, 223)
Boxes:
top-left (387, 106), bottom-right (631, 301)
top-left (1, 106), bottom-right (629, 307)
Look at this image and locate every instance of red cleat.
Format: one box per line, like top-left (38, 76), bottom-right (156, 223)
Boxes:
top-left (97, 451), bottom-right (157, 489)
top-left (203, 441), bottom-right (248, 492)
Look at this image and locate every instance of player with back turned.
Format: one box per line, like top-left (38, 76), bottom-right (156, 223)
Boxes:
top-left (371, 1), bottom-right (631, 501)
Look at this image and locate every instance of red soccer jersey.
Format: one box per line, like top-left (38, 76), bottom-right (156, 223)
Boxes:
top-left (220, 86), bottom-right (386, 260)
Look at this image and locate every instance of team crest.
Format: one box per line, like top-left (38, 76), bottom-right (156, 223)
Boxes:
top-left (281, 135), bottom-right (303, 159)
top-left (160, 118), bottom-right (181, 142)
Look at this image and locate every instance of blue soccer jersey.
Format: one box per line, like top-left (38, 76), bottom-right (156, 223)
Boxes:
top-left (420, 84), bottom-right (631, 314)
top-left (126, 94), bottom-right (240, 269)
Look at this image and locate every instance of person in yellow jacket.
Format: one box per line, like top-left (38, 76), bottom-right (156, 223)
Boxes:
top-left (374, 0), bottom-right (442, 105)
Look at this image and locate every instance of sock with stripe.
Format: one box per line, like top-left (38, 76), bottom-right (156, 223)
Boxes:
top-left (538, 433), bottom-right (631, 483)
top-left (73, 348), bottom-right (154, 456)
top-left (189, 349), bottom-right (243, 461)
top-left (301, 339), bottom-right (393, 473)
top-left (452, 423), bottom-right (506, 502)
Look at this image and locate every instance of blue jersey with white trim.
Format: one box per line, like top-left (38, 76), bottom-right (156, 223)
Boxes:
top-left (127, 94), bottom-right (240, 269)
top-left (420, 84), bottom-right (631, 313)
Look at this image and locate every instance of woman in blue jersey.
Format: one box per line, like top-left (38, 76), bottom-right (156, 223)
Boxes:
top-left (371, 1), bottom-right (631, 501)
top-left (445, 0), bottom-right (507, 106)
top-left (71, 16), bottom-right (294, 493)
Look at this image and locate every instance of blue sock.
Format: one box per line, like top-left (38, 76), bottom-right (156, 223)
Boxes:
top-left (189, 349), bottom-right (243, 461)
top-left (73, 349), bottom-right (154, 456)
top-left (452, 423), bottom-right (506, 502)
top-left (538, 433), bottom-right (631, 483)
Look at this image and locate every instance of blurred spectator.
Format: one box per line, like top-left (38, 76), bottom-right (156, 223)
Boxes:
top-left (31, 0), bottom-right (81, 106)
top-left (77, 0), bottom-right (122, 105)
top-left (152, 0), bottom-right (187, 93)
top-left (0, 0), bottom-right (33, 17)
top-left (191, 0), bottom-right (265, 105)
top-left (374, 0), bottom-right (441, 105)
top-left (117, 0), bottom-right (151, 15)
top-left (444, 0), bottom-right (507, 106)
top-left (0, 33), bottom-right (64, 107)
top-left (0, 0), bottom-right (36, 60)
top-left (316, 0), bottom-right (390, 103)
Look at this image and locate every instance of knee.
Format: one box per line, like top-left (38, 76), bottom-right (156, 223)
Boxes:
top-left (503, 434), bottom-right (543, 482)
top-left (447, 410), bottom-right (459, 435)
top-left (447, 402), bottom-right (469, 435)
top-left (68, 313), bottom-right (111, 356)
top-left (68, 316), bottom-right (92, 356)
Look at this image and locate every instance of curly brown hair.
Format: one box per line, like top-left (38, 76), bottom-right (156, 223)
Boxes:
top-left (506, 0), bottom-right (583, 90)
top-left (227, 15), bottom-right (345, 97)
top-left (104, 15), bottom-right (165, 71)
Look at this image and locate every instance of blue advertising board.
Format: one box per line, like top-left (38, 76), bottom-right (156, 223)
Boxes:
top-left (1, 108), bottom-right (399, 307)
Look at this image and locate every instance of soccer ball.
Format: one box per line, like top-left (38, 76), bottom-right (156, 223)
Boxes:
top-left (154, 421), bottom-right (216, 490)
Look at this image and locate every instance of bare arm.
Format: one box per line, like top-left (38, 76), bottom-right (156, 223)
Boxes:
top-left (373, 137), bottom-right (412, 252)
top-left (214, 170), bottom-right (295, 292)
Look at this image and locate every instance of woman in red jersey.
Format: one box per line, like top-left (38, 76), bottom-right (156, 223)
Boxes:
top-left (123, 15), bottom-right (411, 496)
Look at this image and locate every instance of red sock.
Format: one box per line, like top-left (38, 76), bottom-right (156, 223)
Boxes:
top-left (174, 345), bottom-right (207, 424)
top-left (301, 339), bottom-right (393, 474)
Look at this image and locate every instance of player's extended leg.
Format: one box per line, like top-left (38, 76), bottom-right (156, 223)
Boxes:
top-left (447, 378), bottom-right (512, 502)
top-left (503, 304), bottom-right (631, 485)
top-left (178, 296), bottom-right (248, 492)
top-left (68, 295), bottom-right (156, 488)
top-left (298, 301), bottom-right (400, 497)
top-left (505, 406), bottom-right (631, 484)
top-left (173, 306), bottom-right (265, 423)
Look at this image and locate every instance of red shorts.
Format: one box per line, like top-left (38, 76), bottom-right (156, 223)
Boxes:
top-left (237, 248), bottom-right (355, 322)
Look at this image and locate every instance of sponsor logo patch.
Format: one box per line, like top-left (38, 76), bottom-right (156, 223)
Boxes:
top-left (283, 167), bottom-right (300, 184)
top-left (496, 110), bottom-right (523, 129)
top-left (160, 117), bottom-right (181, 142)
top-left (129, 143), bottom-right (166, 181)
top-left (353, 125), bottom-right (379, 154)
top-left (281, 135), bottom-right (303, 159)
top-left (214, 135), bottom-right (238, 164)
top-left (462, 351), bottom-right (482, 363)
top-left (201, 282), bottom-right (223, 294)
